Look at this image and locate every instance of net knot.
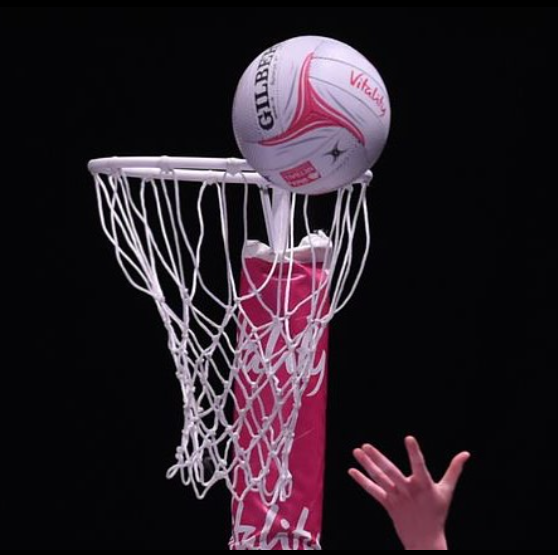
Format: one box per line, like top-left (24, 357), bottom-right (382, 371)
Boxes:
top-left (361, 170), bottom-right (373, 186)
top-left (225, 158), bottom-right (246, 176)
top-left (159, 156), bottom-right (175, 177)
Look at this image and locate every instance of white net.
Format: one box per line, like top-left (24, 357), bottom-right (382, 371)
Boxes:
top-left (89, 157), bottom-right (371, 506)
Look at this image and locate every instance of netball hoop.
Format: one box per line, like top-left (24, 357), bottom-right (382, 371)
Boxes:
top-left (89, 156), bottom-right (372, 549)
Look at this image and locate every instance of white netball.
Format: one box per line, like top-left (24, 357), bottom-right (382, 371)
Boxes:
top-left (232, 36), bottom-right (391, 195)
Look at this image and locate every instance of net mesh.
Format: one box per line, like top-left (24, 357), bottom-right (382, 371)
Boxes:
top-left (91, 159), bottom-right (371, 505)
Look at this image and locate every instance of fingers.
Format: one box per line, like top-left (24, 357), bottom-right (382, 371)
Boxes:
top-left (353, 448), bottom-right (396, 492)
top-left (348, 468), bottom-right (388, 506)
top-left (362, 443), bottom-right (407, 488)
top-left (441, 451), bottom-right (471, 491)
top-left (405, 436), bottom-right (432, 482)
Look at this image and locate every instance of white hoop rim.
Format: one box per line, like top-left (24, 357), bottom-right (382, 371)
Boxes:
top-left (88, 156), bottom-right (373, 187)
top-left (88, 156), bottom-right (269, 185)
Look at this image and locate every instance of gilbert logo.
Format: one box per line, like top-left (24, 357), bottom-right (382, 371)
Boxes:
top-left (254, 45), bottom-right (279, 131)
top-left (350, 71), bottom-right (387, 117)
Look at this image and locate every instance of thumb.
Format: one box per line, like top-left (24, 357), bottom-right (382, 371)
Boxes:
top-left (441, 451), bottom-right (471, 491)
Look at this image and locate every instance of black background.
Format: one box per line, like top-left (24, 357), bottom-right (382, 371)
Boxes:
top-left (6, 7), bottom-right (556, 550)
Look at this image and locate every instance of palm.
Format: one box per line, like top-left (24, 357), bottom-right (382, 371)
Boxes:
top-left (349, 437), bottom-right (470, 550)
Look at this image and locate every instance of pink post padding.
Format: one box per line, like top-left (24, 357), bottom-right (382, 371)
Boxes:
top-left (230, 256), bottom-right (329, 550)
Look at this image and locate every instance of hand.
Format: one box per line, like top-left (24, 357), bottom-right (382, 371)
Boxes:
top-left (349, 436), bottom-right (470, 550)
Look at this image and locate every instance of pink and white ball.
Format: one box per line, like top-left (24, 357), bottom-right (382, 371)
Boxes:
top-left (232, 36), bottom-right (391, 195)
